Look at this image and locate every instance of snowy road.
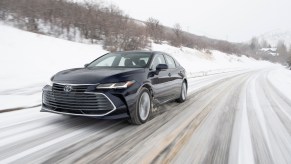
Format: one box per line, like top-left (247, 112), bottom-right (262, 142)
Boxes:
top-left (0, 67), bottom-right (291, 164)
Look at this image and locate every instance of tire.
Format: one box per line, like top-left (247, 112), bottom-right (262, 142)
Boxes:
top-left (129, 87), bottom-right (152, 125)
top-left (176, 81), bottom-right (187, 103)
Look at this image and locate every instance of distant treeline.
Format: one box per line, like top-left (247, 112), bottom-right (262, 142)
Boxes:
top-left (0, 0), bottom-right (290, 65)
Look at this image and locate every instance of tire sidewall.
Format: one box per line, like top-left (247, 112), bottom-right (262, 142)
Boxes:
top-left (176, 81), bottom-right (187, 103)
top-left (136, 88), bottom-right (152, 123)
top-left (181, 82), bottom-right (187, 101)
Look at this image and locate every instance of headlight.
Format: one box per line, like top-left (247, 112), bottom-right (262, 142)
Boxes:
top-left (97, 80), bottom-right (135, 89)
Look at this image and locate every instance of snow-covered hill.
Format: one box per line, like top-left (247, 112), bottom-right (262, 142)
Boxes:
top-left (258, 29), bottom-right (291, 47)
top-left (0, 23), bottom-right (275, 110)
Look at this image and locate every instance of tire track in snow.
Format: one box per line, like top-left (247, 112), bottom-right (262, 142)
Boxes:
top-left (255, 70), bottom-right (291, 164)
top-left (168, 72), bottom-right (253, 163)
top-left (229, 74), bottom-right (255, 164)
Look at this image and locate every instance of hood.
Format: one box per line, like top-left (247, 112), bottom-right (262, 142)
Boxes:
top-left (52, 67), bottom-right (145, 84)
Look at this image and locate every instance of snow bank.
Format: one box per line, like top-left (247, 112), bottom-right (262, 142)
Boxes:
top-left (0, 23), bottom-right (106, 109)
top-left (268, 68), bottom-right (291, 102)
top-left (0, 23), bottom-right (107, 91)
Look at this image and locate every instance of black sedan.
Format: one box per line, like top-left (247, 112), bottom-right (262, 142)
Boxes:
top-left (41, 51), bottom-right (187, 124)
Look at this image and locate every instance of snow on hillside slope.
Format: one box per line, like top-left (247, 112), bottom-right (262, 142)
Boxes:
top-left (0, 23), bottom-right (107, 89)
top-left (0, 23), bottom-right (107, 109)
top-left (152, 44), bottom-right (265, 74)
top-left (0, 23), bottom-right (274, 109)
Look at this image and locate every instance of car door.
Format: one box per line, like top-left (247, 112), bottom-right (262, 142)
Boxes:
top-left (149, 53), bottom-right (172, 103)
top-left (164, 54), bottom-right (183, 99)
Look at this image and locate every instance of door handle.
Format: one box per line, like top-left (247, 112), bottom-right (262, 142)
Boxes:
top-left (168, 73), bottom-right (171, 77)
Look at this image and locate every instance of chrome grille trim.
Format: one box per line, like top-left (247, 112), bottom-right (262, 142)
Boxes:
top-left (42, 106), bottom-right (116, 117)
top-left (42, 84), bottom-right (117, 116)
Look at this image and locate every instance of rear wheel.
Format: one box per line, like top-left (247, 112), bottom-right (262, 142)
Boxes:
top-left (176, 81), bottom-right (187, 103)
top-left (129, 88), bottom-right (152, 125)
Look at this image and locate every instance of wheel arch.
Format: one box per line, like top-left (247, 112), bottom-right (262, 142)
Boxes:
top-left (141, 83), bottom-right (154, 97)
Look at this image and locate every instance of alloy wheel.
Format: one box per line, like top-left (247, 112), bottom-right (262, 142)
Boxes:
top-left (139, 92), bottom-right (151, 121)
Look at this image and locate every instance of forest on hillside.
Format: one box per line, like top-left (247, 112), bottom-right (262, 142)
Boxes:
top-left (0, 0), bottom-right (290, 65)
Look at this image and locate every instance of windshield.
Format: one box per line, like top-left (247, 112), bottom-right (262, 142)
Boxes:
top-left (87, 52), bottom-right (153, 68)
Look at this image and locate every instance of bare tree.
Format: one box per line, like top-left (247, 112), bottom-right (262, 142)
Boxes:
top-left (277, 40), bottom-right (287, 54)
top-left (146, 17), bottom-right (164, 43)
top-left (171, 23), bottom-right (183, 47)
top-left (276, 40), bottom-right (289, 63)
top-left (288, 45), bottom-right (291, 68)
top-left (173, 23), bottom-right (182, 38)
top-left (250, 37), bottom-right (260, 50)
top-left (260, 39), bottom-right (270, 48)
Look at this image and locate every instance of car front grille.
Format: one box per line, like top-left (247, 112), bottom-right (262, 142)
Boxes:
top-left (43, 83), bottom-right (115, 116)
top-left (52, 83), bottom-right (88, 93)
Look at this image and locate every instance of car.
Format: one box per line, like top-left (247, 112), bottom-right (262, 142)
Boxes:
top-left (41, 51), bottom-right (187, 124)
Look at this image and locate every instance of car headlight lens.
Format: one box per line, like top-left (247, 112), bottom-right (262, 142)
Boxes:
top-left (97, 80), bottom-right (135, 89)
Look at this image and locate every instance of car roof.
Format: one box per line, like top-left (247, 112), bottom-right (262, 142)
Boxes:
top-left (111, 50), bottom-right (171, 56)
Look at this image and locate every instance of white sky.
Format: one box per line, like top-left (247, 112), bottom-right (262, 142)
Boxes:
top-left (102, 0), bottom-right (291, 42)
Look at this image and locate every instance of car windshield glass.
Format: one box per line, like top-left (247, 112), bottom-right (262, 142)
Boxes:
top-left (88, 52), bottom-right (152, 68)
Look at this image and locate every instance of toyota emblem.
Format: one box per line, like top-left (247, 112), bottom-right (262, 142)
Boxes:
top-left (64, 85), bottom-right (72, 92)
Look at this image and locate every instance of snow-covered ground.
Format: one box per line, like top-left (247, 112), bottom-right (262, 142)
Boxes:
top-left (0, 24), bottom-right (107, 109)
top-left (0, 23), bottom-right (276, 110)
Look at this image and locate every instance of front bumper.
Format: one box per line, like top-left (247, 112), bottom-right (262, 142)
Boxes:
top-left (41, 84), bottom-right (130, 119)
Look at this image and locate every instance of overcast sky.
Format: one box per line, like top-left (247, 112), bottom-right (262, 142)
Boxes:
top-left (103, 0), bottom-right (291, 43)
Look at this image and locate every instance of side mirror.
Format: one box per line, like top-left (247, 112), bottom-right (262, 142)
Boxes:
top-left (156, 64), bottom-right (168, 72)
top-left (84, 64), bottom-right (89, 67)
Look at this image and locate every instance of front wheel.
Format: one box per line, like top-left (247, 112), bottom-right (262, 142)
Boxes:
top-left (129, 88), bottom-right (152, 125)
top-left (176, 81), bottom-right (187, 103)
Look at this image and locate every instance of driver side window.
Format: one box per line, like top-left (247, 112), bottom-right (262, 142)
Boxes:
top-left (151, 54), bottom-right (166, 70)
